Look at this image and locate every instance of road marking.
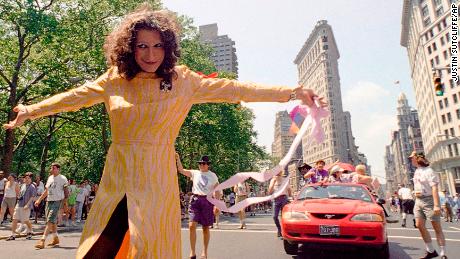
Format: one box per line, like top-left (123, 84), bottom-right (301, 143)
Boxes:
top-left (388, 227), bottom-right (460, 233)
top-left (181, 228), bottom-right (276, 234)
top-left (389, 236), bottom-right (460, 242)
top-left (450, 226), bottom-right (460, 231)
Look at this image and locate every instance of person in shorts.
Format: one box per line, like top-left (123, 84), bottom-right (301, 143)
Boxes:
top-left (398, 183), bottom-right (415, 228)
top-left (410, 151), bottom-right (447, 259)
top-left (33, 163), bottom-right (68, 249)
top-left (6, 172), bottom-right (36, 240)
top-left (176, 154), bottom-right (219, 259)
top-left (0, 173), bottom-right (19, 224)
top-left (234, 181), bottom-right (250, 229)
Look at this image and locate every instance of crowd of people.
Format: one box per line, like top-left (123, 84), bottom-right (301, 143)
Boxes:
top-left (0, 165), bottom-right (99, 248)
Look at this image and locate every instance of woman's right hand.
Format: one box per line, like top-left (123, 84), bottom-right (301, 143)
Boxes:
top-left (3, 104), bottom-right (30, 129)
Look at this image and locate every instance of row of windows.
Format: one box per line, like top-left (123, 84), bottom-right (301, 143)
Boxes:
top-left (438, 92), bottom-right (460, 109)
top-left (427, 32), bottom-right (450, 54)
top-left (423, 17), bottom-right (448, 41)
top-left (421, 0), bottom-right (445, 27)
top-left (430, 49), bottom-right (452, 68)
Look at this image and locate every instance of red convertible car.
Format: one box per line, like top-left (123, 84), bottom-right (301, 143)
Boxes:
top-left (281, 183), bottom-right (389, 258)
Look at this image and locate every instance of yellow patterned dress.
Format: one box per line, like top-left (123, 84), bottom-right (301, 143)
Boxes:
top-left (25, 65), bottom-right (294, 258)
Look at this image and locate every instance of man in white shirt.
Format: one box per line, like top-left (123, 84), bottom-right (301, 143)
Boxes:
top-left (33, 163), bottom-right (68, 249)
top-left (176, 154), bottom-right (219, 259)
top-left (76, 181), bottom-right (89, 223)
top-left (398, 183), bottom-right (415, 228)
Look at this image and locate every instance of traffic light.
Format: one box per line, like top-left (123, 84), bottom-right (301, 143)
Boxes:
top-left (434, 76), bottom-right (444, 96)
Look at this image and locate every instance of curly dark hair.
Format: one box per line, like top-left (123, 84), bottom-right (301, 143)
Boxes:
top-left (104, 4), bottom-right (181, 87)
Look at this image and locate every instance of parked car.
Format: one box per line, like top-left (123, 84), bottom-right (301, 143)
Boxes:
top-left (281, 183), bottom-right (389, 258)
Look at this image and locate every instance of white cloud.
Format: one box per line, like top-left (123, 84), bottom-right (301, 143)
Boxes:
top-left (343, 81), bottom-right (391, 110)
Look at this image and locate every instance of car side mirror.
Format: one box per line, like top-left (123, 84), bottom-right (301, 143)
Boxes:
top-left (376, 198), bottom-right (386, 205)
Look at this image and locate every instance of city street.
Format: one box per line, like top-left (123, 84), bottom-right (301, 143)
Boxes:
top-left (1, 213), bottom-right (459, 259)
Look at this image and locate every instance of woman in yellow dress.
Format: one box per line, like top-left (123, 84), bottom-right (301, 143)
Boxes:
top-left (3, 4), bottom-right (323, 259)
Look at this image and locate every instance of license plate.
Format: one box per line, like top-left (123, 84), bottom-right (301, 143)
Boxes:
top-left (319, 225), bottom-right (340, 236)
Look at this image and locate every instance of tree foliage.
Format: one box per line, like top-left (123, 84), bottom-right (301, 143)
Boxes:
top-left (0, 1), bottom-right (268, 189)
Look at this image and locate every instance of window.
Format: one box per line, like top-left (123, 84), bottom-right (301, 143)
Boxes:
top-left (441, 37), bottom-right (445, 46)
top-left (432, 42), bottom-right (437, 51)
top-left (437, 23), bottom-right (442, 32)
top-left (435, 55), bottom-right (440, 65)
top-left (434, 0), bottom-right (442, 6)
top-left (450, 127), bottom-right (455, 137)
top-left (448, 144), bottom-right (453, 157)
top-left (323, 45), bottom-right (328, 50)
top-left (451, 79), bottom-right (456, 89)
top-left (322, 36), bottom-right (328, 42)
top-left (442, 19), bottom-right (447, 28)
top-left (424, 18), bottom-right (431, 27)
top-left (447, 32), bottom-right (450, 42)
top-left (421, 5), bottom-right (429, 17)
top-left (447, 112), bottom-right (452, 122)
top-left (454, 94), bottom-right (458, 103)
top-left (436, 7), bottom-right (444, 17)
top-left (454, 143), bottom-right (459, 156)
top-left (444, 98), bottom-right (449, 107)
top-left (428, 46), bottom-right (432, 54)
top-left (430, 59), bottom-right (435, 68)
top-left (443, 50), bottom-right (448, 60)
top-left (439, 100), bottom-right (444, 109)
top-left (442, 114), bottom-right (446, 124)
top-left (457, 109), bottom-right (460, 119)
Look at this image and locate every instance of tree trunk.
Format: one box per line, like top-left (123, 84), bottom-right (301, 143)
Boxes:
top-left (39, 116), bottom-right (57, 178)
top-left (1, 84), bottom-right (17, 175)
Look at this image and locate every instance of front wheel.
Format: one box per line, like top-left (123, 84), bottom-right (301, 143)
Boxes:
top-left (283, 239), bottom-right (298, 255)
top-left (377, 241), bottom-right (390, 259)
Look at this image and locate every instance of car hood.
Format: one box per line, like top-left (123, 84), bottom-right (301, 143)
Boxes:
top-left (288, 198), bottom-right (379, 214)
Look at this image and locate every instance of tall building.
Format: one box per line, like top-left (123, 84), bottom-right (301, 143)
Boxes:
top-left (385, 93), bottom-right (424, 194)
top-left (199, 23), bottom-right (238, 76)
top-left (271, 111), bottom-right (295, 160)
top-left (401, 0), bottom-right (460, 194)
top-left (294, 20), bottom-right (366, 167)
top-left (271, 111), bottom-right (303, 191)
top-left (384, 145), bottom-right (397, 194)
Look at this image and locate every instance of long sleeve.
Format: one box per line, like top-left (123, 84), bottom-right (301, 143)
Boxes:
top-left (177, 66), bottom-right (295, 104)
top-left (26, 67), bottom-right (114, 120)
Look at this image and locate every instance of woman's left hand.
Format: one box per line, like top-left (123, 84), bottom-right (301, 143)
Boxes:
top-left (294, 87), bottom-right (327, 107)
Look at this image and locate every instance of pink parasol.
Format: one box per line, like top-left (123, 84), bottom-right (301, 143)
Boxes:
top-left (325, 162), bottom-right (355, 172)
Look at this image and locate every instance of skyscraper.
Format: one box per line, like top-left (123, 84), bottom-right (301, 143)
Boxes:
top-left (401, 0), bottom-right (460, 194)
top-left (385, 93), bottom-right (424, 193)
top-left (199, 23), bottom-right (238, 76)
top-left (294, 20), bottom-right (366, 166)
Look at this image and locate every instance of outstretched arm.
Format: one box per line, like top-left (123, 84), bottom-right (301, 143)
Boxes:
top-left (175, 153), bottom-right (193, 178)
top-left (3, 68), bottom-right (112, 129)
top-left (179, 66), bottom-right (326, 107)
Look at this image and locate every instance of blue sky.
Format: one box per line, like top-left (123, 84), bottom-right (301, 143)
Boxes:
top-left (162, 1), bottom-right (418, 180)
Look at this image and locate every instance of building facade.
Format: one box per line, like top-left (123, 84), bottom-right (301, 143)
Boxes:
top-left (199, 23), bottom-right (238, 76)
top-left (385, 93), bottom-right (424, 194)
top-left (294, 20), bottom-right (367, 167)
top-left (401, 0), bottom-right (460, 194)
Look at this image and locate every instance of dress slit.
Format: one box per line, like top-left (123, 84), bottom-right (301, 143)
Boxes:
top-left (84, 195), bottom-right (129, 258)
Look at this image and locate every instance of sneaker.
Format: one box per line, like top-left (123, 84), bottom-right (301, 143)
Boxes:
top-left (420, 250), bottom-right (438, 259)
top-left (47, 236), bottom-right (59, 247)
top-left (35, 239), bottom-right (45, 249)
top-left (26, 233), bottom-right (33, 240)
top-left (5, 235), bottom-right (15, 241)
top-left (76, 219), bottom-right (81, 223)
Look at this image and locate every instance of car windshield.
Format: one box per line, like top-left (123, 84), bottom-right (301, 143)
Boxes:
top-left (297, 185), bottom-right (373, 203)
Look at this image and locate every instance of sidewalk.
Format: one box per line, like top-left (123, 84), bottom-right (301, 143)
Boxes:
top-left (0, 219), bottom-right (83, 240)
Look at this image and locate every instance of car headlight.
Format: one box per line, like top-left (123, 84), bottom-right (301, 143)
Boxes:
top-left (350, 213), bottom-right (383, 222)
top-left (282, 211), bottom-right (310, 221)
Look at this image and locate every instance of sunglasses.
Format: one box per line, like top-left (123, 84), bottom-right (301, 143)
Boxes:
top-left (198, 162), bottom-right (209, 165)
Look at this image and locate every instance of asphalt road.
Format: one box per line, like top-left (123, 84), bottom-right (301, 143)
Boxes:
top-left (0, 213), bottom-right (459, 259)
